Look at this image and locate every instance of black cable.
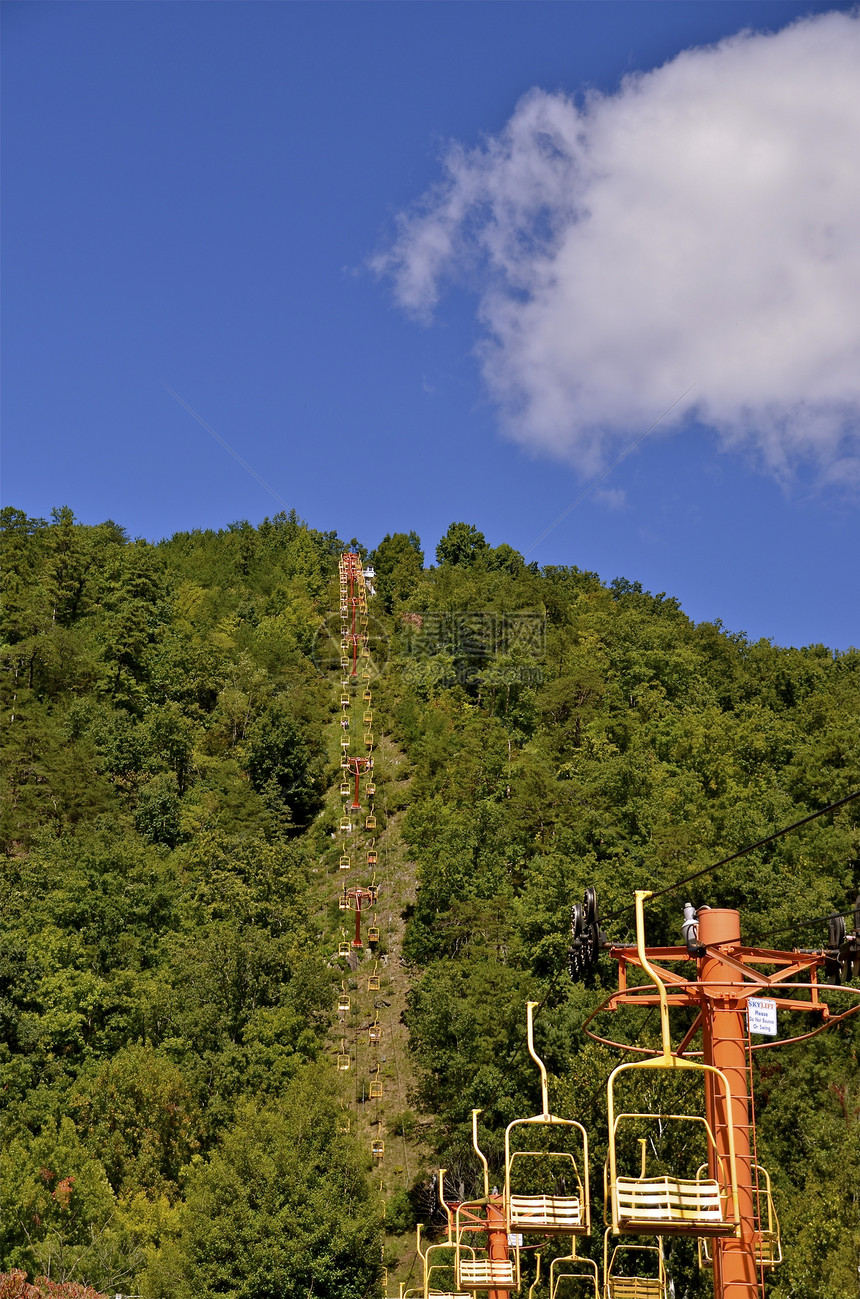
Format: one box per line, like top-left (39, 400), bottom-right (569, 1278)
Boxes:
top-left (600, 788), bottom-right (860, 925)
top-left (752, 905), bottom-right (858, 941)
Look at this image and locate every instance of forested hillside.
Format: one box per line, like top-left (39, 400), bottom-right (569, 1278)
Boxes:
top-left (2, 507), bottom-right (858, 1299)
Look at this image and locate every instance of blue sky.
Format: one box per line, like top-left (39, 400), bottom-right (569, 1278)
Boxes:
top-left (3, 0), bottom-right (858, 650)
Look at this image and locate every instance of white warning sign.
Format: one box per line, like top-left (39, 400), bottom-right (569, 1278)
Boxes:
top-left (747, 997), bottom-right (777, 1036)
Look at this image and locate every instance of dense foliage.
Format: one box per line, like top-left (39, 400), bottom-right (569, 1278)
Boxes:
top-left (2, 508), bottom-right (858, 1298)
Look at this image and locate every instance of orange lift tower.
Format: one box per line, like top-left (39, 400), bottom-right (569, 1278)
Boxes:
top-left (584, 889), bottom-right (860, 1299)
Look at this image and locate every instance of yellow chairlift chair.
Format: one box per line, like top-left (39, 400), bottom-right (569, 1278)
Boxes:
top-left (606, 892), bottom-right (741, 1240)
top-left (548, 1240), bottom-right (600, 1299)
top-left (339, 852), bottom-right (352, 871)
top-left (366, 807), bottom-right (377, 830)
top-left (340, 780), bottom-right (350, 796)
top-left (603, 1225), bottom-right (667, 1299)
top-left (366, 780), bottom-right (376, 797)
top-left (337, 1038), bottom-right (350, 1071)
top-left (370, 1065), bottom-right (383, 1100)
top-left (368, 963), bottom-right (381, 992)
top-left (504, 1001), bottom-right (590, 1235)
top-left (420, 1176), bottom-right (471, 1299)
top-left (454, 1111), bottom-right (520, 1293)
top-left (697, 1163), bottom-right (781, 1270)
top-left (369, 1016), bottom-right (382, 1045)
top-left (338, 982), bottom-right (351, 1014)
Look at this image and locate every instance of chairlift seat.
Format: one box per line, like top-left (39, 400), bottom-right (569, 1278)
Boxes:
top-left (614, 1176), bottom-right (728, 1234)
top-left (606, 1281), bottom-right (663, 1299)
top-left (368, 974), bottom-right (380, 991)
top-left (364, 733), bottom-right (373, 747)
top-left (366, 814), bottom-right (377, 830)
top-left (368, 926), bottom-right (380, 943)
top-left (367, 850), bottom-right (378, 865)
top-left (371, 1140), bottom-right (384, 1159)
top-left (457, 1261), bottom-right (516, 1291)
top-left (338, 994), bottom-right (350, 1011)
top-left (337, 1054), bottom-right (350, 1071)
top-left (339, 854), bottom-right (351, 870)
top-left (338, 942), bottom-right (351, 956)
top-left (508, 1194), bottom-right (583, 1233)
top-left (370, 1080), bottom-right (383, 1099)
top-left (363, 689), bottom-right (372, 701)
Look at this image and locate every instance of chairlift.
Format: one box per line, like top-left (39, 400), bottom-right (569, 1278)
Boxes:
top-left (606, 892), bottom-right (740, 1238)
top-left (697, 1163), bottom-right (781, 1269)
top-left (339, 853), bottom-right (351, 871)
top-left (366, 781), bottom-right (376, 797)
top-left (603, 1227), bottom-right (667, 1298)
top-left (364, 733), bottom-right (374, 748)
top-left (455, 1112), bottom-right (521, 1293)
top-left (366, 809), bottom-right (377, 830)
top-left (547, 1240), bottom-right (599, 1299)
top-left (369, 1017), bottom-right (382, 1044)
top-left (337, 1038), bottom-right (350, 1070)
top-left (363, 687), bottom-right (373, 702)
top-left (367, 847), bottom-right (378, 866)
top-left (341, 694), bottom-right (350, 708)
top-left (368, 925), bottom-right (380, 944)
top-left (338, 941), bottom-right (351, 957)
top-left (368, 964), bottom-right (381, 992)
top-left (364, 711), bottom-right (373, 727)
top-left (340, 780), bottom-right (350, 796)
top-left (338, 982), bottom-right (351, 1013)
top-left (372, 1139), bottom-right (385, 1160)
top-left (504, 1001), bottom-right (590, 1235)
top-left (339, 815), bottom-right (352, 833)
top-left (341, 755), bottom-right (349, 769)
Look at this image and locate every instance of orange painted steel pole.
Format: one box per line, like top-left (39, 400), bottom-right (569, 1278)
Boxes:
top-left (486, 1197), bottom-right (511, 1299)
top-left (698, 908), bottom-right (760, 1299)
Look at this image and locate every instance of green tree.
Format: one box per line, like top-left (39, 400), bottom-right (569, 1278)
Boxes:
top-left (168, 1068), bottom-right (380, 1299)
top-left (435, 522), bottom-right (487, 568)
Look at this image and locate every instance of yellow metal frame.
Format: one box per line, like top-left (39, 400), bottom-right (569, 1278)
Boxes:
top-left (504, 1002), bottom-right (591, 1235)
top-left (606, 893), bottom-right (740, 1238)
top-left (339, 853), bottom-right (351, 870)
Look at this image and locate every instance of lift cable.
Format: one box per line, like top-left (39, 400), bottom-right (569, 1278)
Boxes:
top-left (750, 904), bottom-right (859, 946)
top-left (600, 787), bottom-right (860, 926)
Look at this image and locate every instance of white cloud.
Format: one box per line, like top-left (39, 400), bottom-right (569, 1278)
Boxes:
top-left (374, 11), bottom-right (860, 482)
